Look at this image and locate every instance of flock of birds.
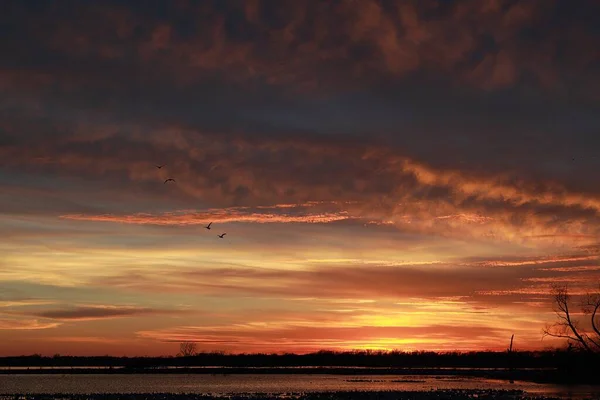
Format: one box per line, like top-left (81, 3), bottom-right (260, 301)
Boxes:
top-left (156, 164), bottom-right (227, 240)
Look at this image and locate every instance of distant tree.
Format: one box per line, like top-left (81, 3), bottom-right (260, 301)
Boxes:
top-left (177, 342), bottom-right (198, 357)
top-left (507, 334), bottom-right (514, 353)
top-left (507, 334), bottom-right (515, 382)
top-left (543, 284), bottom-right (600, 353)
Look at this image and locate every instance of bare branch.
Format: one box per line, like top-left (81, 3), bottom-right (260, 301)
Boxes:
top-left (546, 284), bottom-right (594, 352)
top-left (586, 335), bottom-right (600, 350)
top-left (542, 329), bottom-right (581, 342)
top-left (590, 300), bottom-right (600, 339)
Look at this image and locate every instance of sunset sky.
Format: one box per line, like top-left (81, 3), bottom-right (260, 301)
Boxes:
top-left (1, 0), bottom-right (600, 357)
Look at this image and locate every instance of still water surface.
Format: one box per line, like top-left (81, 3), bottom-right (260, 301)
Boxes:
top-left (0, 374), bottom-right (598, 399)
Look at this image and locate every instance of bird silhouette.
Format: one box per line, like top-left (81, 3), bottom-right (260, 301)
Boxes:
top-left (205, 222), bottom-right (212, 230)
top-left (156, 164), bottom-right (165, 169)
top-left (218, 233), bottom-right (226, 238)
top-left (164, 178), bottom-right (176, 184)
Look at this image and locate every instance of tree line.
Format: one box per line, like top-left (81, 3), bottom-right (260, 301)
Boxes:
top-left (0, 349), bottom-right (596, 369)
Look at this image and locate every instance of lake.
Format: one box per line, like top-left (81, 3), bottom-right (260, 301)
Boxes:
top-left (1, 374), bottom-right (599, 399)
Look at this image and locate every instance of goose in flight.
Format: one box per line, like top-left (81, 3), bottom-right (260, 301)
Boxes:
top-left (205, 222), bottom-right (213, 230)
top-left (164, 178), bottom-right (176, 184)
top-left (156, 164), bottom-right (165, 169)
top-left (218, 233), bottom-right (226, 238)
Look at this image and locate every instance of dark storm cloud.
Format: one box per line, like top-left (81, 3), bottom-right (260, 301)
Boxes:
top-left (2, 0), bottom-right (600, 135)
top-left (1, 0), bottom-right (600, 242)
top-left (6, 0), bottom-right (598, 89)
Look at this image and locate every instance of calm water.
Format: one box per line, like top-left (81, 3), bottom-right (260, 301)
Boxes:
top-left (0, 374), bottom-right (599, 399)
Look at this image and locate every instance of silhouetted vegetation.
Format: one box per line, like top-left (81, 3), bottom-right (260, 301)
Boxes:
top-left (544, 284), bottom-right (600, 353)
top-left (176, 342), bottom-right (197, 357)
top-left (1, 349), bottom-right (598, 381)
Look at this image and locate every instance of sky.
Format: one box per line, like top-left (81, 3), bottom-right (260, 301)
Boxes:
top-left (1, 0), bottom-right (600, 357)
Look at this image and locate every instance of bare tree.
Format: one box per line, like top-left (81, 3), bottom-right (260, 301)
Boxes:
top-left (543, 284), bottom-right (600, 353)
top-left (177, 342), bottom-right (198, 357)
top-left (583, 287), bottom-right (600, 348)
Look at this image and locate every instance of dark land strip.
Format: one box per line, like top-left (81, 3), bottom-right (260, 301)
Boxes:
top-left (0, 367), bottom-right (597, 385)
top-left (0, 391), bottom-right (582, 400)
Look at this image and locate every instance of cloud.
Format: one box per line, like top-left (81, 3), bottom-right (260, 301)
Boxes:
top-left (44, 336), bottom-right (127, 344)
top-left (0, 318), bottom-right (60, 330)
top-left (1, 124), bottom-right (596, 246)
top-left (538, 266), bottom-right (600, 272)
top-left (61, 202), bottom-right (352, 226)
top-left (92, 264), bottom-right (509, 300)
top-left (469, 255), bottom-right (599, 268)
top-left (0, 299), bottom-right (55, 308)
top-left (2, 1), bottom-right (600, 247)
top-left (4, 1), bottom-right (598, 93)
top-left (88, 251), bottom-right (599, 305)
top-left (16, 305), bottom-right (190, 321)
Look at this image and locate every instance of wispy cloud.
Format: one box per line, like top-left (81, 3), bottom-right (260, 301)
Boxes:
top-left (87, 252), bottom-right (599, 305)
top-left (10, 305), bottom-right (191, 321)
top-left (474, 255), bottom-right (599, 268)
top-left (44, 336), bottom-right (126, 344)
top-left (0, 299), bottom-right (55, 308)
top-left (0, 318), bottom-right (60, 330)
top-left (61, 203), bottom-right (351, 226)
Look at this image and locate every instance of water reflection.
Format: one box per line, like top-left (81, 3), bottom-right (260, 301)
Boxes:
top-left (0, 374), bottom-right (598, 399)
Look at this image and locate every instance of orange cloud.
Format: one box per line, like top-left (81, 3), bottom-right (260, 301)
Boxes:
top-left (1, 121), bottom-right (598, 250)
top-left (86, 254), bottom-right (596, 302)
top-left (44, 336), bottom-right (126, 344)
top-left (0, 299), bottom-right (55, 308)
top-left (537, 266), bottom-right (600, 272)
top-left (475, 255), bottom-right (599, 268)
top-left (400, 158), bottom-right (600, 213)
top-left (0, 318), bottom-right (60, 330)
top-left (61, 204), bottom-right (351, 226)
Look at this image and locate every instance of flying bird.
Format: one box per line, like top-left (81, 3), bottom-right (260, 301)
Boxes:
top-left (218, 233), bottom-right (226, 238)
top-left (164, 178), bottom-right (176, 184)
top-left (156, 164), bottom-right (165, 169)
top-left (205, 222), bottom-right (212, 230)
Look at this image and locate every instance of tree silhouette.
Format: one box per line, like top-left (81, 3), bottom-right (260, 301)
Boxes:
top-left (544, 284), bottom-right (600, 353)
top-left (176, 342), bottom-right (197, 357)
